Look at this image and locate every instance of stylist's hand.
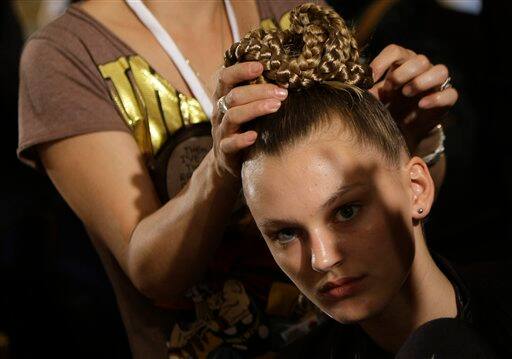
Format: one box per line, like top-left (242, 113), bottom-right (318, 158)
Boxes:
top-left (368, 44), bottom-right (458, 151)
top-left (212, 62), bottom-right (288, 178)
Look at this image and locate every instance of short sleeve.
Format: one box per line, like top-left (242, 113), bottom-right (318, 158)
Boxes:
top-left (17, 37), bottom-right (130, 169)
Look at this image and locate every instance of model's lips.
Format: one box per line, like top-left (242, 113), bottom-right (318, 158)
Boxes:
top-left (317, 275), bottom-right (366, 300)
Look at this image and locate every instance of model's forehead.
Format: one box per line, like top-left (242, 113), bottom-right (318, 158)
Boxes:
top-left (242, 130), bottom-right (381, 216)
top-left (245, 125), bottom-right (373, 176)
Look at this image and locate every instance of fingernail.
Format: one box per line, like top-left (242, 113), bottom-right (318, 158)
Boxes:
top-left (419, 98), bottom-right (431, 109)
top-left (267, 100), bottom-right (281, 112)
top-left (247, 132), bottom-right (257, 143)
top-left (402, 85), bottom-right (413, 97)
top-left (250, 62), bottom-right (262, 73)
top-left (275, 88), bottom-right (288, 99)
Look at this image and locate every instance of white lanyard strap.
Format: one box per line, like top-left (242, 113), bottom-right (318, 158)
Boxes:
top-left (126, 0), bottom-right (240, 118)
top-left (224, 0), bottom-right (240, 43)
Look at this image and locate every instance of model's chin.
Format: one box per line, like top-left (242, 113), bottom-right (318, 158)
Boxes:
top-left (315, 275), bottom-right (406, 324)
top-left (315, 289), bottom-right (389, 324)
top-left (319, 296), bottom-right (370, 323)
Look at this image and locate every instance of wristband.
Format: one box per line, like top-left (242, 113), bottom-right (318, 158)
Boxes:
top-left (422, 124), bottom-right (446, 167)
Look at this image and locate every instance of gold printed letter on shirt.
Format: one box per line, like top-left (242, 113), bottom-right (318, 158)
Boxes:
top-left (99, 57), bottom-right (153, 157)
top-left (260, 18), bottom-right (278, 31)
top-left (279, 11), bottom-right (292, 30)
top-left (152, 72), bottom-right (187, 134)
top-left (178, 94), bottom-right (207, 126)
top-left (129, 56), bottom-right (207, 149)
top-left (259, 11), bottom-right (291, 33)
top-left (100, 56), bottom-right (209, 158)
top-left (129, 55), bottom-right (179, 154)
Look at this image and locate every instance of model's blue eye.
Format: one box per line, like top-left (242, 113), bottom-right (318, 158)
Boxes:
top-left (276, 228), bottom-right (298, 244)
top-left (335, 204), bottom-right (360, 222)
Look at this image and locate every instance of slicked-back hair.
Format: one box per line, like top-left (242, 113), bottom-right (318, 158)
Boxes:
top-left (244, 83), bottom-right (409, 165)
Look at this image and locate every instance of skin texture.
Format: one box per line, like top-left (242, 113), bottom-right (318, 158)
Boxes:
top-left (242, 121), bottom-right (457, 353)
top-left (80, 0), bottom-right (261, 96)
top-left (39, 0), bottom-right (457, 302)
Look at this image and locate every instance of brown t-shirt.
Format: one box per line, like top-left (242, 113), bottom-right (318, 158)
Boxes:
top-left (18, 2), bottom-right (325, 358)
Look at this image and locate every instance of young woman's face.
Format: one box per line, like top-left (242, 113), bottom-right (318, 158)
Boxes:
top-left (242, 125), bottom-right (420, 324)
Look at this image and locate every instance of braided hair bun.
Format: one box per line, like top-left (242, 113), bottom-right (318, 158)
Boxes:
top-left (224, 3), bottom-right (373, 90)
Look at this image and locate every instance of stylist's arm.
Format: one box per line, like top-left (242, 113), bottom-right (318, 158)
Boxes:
top-left (39, 61), bottom-right (286, 302)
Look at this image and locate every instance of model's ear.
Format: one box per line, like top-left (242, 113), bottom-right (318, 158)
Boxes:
top-left (407, 156), bottom-right (435, 221)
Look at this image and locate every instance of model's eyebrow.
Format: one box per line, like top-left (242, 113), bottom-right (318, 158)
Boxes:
top-left (260, 218), bottom-right (302, 232)
top-left (321, 182), bottom-right (367, 209)
top-left (321, 181), bottom-right (367, 210)
top-left (259, 182), bottom-right (367, 231)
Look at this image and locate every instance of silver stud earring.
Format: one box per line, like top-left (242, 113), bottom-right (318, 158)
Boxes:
top-left (417, 208), bottom-right (424, 214)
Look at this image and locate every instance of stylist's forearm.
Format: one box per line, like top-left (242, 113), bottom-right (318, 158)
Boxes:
top-left (127, 150), bottom-right (240, 301)
top-left (123, 62), bottom-right (281, 301)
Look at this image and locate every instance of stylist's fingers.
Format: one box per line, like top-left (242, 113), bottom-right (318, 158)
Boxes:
top-left (370, 44), bottom-right (416, 82)
top-left (418, 87), bottom-right (458, 110)
top-left (225, 83), bottom-right (288, 108)
top-left (385, 54), bottom-right (432, 91)
top-left (220, 99), bottom-right (281, 137)
top-left (402, 64), bottom-right (449, 97)
top-left (215, 62), bottom-right (264, 100)
top-left (219, 131), bottom-right (258, 155)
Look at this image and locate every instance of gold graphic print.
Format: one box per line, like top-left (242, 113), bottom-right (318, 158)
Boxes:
top-left (97, 10), bottom-right (292, 158)
top-left (260, 10), bottom-right (292, 31)
top-left (99, 55), bottom-right (208, 158)
top-left (98, 57), bottom-right (153, 157)
top-left (167, 280), bottom-right (268, 359)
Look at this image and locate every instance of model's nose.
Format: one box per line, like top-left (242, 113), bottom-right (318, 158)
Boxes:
top-left (309, 227), bottom-right (344, 272)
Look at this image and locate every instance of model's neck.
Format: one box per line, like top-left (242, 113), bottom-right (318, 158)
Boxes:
top-left (359, 228), bottom-right (457, 353)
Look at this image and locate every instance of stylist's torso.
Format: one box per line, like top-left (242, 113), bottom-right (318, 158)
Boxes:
top-left (18, 1), bottom-right (324, 357)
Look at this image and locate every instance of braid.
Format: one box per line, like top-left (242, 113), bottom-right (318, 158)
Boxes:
top-left (224, 3), bottom-right (373, 90)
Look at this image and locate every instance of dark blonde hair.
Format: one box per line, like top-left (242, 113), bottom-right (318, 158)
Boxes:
top-left (225, 3), bottom-right (408, 164)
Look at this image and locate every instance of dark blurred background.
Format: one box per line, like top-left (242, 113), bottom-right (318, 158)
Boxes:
top-left (1, 0), bottom-right (509, 358)
top-left (1, 1), bottom-right (130, 358)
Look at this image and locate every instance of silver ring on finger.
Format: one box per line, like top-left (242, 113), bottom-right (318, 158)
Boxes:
top-left (439, 76), bottom-right (452, 92)
top-left (217, 96), bottom-right (229, 116)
